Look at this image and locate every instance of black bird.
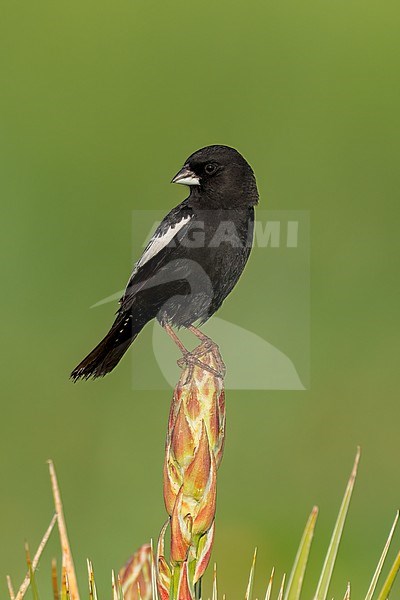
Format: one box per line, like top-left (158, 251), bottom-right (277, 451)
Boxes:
top-left (71, 145), bottom-right (259, 380)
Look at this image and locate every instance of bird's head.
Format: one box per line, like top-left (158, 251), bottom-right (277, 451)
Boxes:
top-left (171, 145), bottom-right (259, 207)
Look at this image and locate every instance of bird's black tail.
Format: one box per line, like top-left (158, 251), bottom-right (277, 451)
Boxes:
top-left (70, 313), bottom-right (145, 381)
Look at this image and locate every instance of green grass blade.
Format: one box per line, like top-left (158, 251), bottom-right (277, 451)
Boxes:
top-left (313, 448), bottom-right (361, 600)
top-left (14, 514), bottom-right (57, 600)
top-left (212, 563), bottom-right (218, 600)
top-left (26, 546), bottom-right (40, 600)
top-left (48, 461), bottom-right (79, 600)
top-left (28, 566), bottom-right (39, 600)
top-left (6, 575), bottom-right (16, 600)
top-left (111, 571), bottom-right (119, 600)
top-left (365, 511), bottom-right (399, 600)
top-left (264, 567), bottom-right (275, 600)
top-left (285, 506), bottom-right (319, 600)
top-left (87, 560), bottom-right (98, 600)
top-left (51, 559), bottom-right (59, 600)
top-left (343, 582), bottom-right (351, 600)
top-left (117, 575), bottom-right (124, 600)
top-left (277, 573), bottom-right (286, 600)
top-left (376, 551), bottom-right (400, 600)
top-left (245, 548), bottom-right (257, 600)
top-left (60, 568), bottom-right (68, 600)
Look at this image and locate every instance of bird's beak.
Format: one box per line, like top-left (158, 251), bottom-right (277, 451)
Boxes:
top-left (171, 165), bottom-right (200, 186)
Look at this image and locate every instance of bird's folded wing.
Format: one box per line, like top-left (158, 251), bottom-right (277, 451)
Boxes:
top-left (137, 212), bottom-right (192, 272)
top-left (118, 204), bottom-right (194, 310)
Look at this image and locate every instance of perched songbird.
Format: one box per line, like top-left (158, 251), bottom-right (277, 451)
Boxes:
top-left (71, 145), bottom-right (259, 380)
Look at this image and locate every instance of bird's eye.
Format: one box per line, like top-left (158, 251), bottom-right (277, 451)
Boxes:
top-left (204, 163), bottom-right (216, 174)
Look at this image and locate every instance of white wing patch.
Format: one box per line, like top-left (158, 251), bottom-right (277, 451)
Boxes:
top-left (136, 214), bottom-right (191, 271)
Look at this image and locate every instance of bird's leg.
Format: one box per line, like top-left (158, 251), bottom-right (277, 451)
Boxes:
top-left (162, 322), bottom-right (188, 355)
top-left (187, 325), bottom-right (219, 349)
top-left (162, 323), bottom-right (223, 381)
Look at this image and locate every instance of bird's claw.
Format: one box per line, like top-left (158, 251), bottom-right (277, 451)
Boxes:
top-left (177, 340), bottom-right (226, 383)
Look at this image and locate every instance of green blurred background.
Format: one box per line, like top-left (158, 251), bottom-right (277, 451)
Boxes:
top-left (1, 0), bottom-right (399, 596)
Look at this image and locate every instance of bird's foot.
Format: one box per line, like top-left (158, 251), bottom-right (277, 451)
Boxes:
top-left (177, 340), bottom-right (226, 382)
top-left (162, 322), bottom-right (225, 383)
top-left (187, 326), bottom-right (226, 377)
